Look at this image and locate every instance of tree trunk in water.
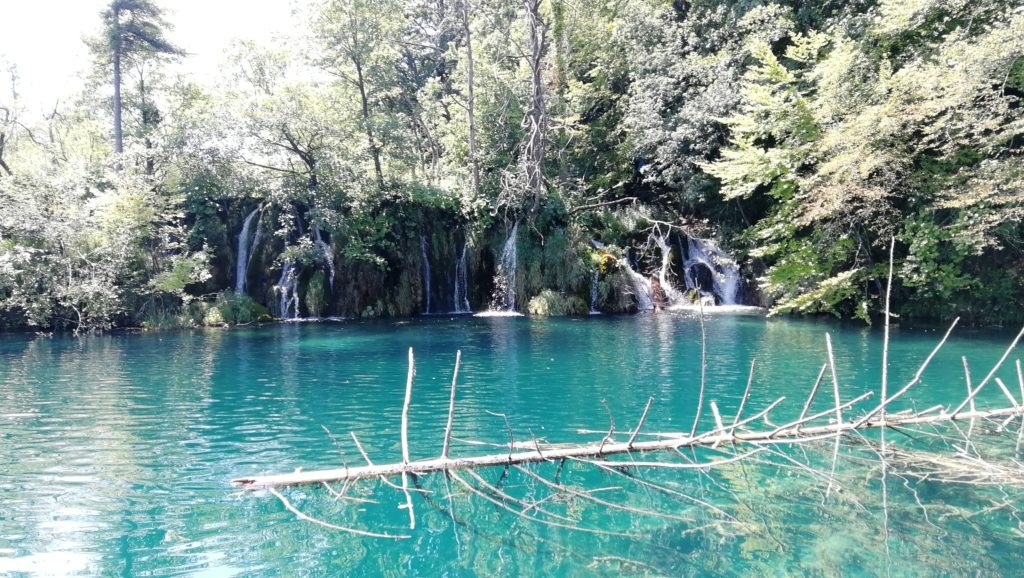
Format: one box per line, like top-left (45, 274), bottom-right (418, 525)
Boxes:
top-left (523, 0), bottom-right (547, 217)
top-left (463, 0), bottom-right (480, 199)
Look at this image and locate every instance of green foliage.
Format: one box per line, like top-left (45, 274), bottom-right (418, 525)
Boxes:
top-left (3, 0), bottom-right (1024, 330)
top-left (305, 270), bottom-right (328, 318)
top-left (203, 292), bottom-right (269, 326)
top-left (900, 217), bottom-right (975, 301)
top-left (527, 289), bottom-right (588, 316)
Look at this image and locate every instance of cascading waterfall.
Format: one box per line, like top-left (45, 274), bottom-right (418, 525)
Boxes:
top-left (683, 237), bottom-right (741, 305)
top-left (312, 229), bottom-right (336, 292)
top-left (234, 207), bottom-right (262, 295)
top-left (453, 241), bottom-right (472, 314)
top-left (489, 221), bottom-right (519, 312)
top-left (589, 269), bottom-right (600, 314)
top-left (621, 259), bottom-right (654, 311)
top-left (653, 234), bottom-right (686, 306)
top-left (420, 232), bottom-right (433, 314)
top-left (276, 262), bottom-right (300, 319)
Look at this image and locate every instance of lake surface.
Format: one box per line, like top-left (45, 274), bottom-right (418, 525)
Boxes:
top-left (2, 313), bottom-right (1023, 576)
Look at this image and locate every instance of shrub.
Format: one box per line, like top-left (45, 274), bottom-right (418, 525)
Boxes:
top-left (527, 290), bottom-right (589, 316)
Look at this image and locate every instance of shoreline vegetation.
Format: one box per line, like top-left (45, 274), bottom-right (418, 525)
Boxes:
top-left (2, 0), bottom-right (1023, 333)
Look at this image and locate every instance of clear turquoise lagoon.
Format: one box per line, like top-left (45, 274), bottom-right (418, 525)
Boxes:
top-left (2, 313), bottom-right (1022, 576)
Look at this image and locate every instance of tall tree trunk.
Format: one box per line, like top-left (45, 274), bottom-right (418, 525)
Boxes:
top-left (463, 0), bottom-right (480, 199)
top-left (113, 21), bottom-right (124, 155)
top-left (0, 133), bottom-right (12, 176)
top-left (523, 0), bottom-right (548, 217)
top-left (354, 59), bottom-right (385, 190)
top-left (140, 73), bottom-right (155, 176)
top-left (113, 51), bottom-right (124, 154)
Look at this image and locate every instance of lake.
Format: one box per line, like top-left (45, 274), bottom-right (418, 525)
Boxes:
top-left (2, 313), bottom-right (1023, 576)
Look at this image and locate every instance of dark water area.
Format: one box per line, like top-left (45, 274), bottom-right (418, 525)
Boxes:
top-left (1, 313), bottom-right (1022, 576)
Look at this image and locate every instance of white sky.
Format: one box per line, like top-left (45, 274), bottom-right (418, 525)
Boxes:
top-left (0, 0), bottom-right (309, 112)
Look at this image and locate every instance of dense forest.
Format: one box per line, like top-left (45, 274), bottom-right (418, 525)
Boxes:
top-left (1, 0), bottom-right (1022, 332)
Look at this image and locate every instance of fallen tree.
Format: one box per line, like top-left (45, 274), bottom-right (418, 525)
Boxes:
top-left (232, 243), bottom-right (1024, 542)
top-left (231, 319), bottom-right (1024, 538)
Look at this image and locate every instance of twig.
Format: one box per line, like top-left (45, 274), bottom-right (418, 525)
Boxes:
top-left (269, 488), bottom-right (409, 539)
top-left (463, 469), bottom-right (575, 523)
top-left (627, 396), bottom-right (655, 449)
top-left (995, 378), bottom-right (1020, 408)
top-left (952, 326), bottom-right (1024, 417)
top-left (486, 410), bottom-right (516, 462)
top-left (769, 392), bottom-right (874, 437)
top-left (963, 357), bottom-right (977, 438)
top-left (710, 401), bottom-right (726, 447)
top-left (599, 400), bottom-right (615, 454)
top-left (581, 448), bottom-right (765, 470)
top-left (826, 334), bottom-right (842, 424)
top-left (691, 300), bottom-right (708, 437)
top-left (448, 471), bottom-right (633, 537)
top-left (733, 359), bottom-right (756, 427)
top-left (442, 350), bottom-right (463, 459)
top-left (1016, 359), bottom-right (1024, 408)
top-left (583, 459), bottom-right (738, 522)
top-left (515, 465), bottom-right (695, 523)
top-left (799, 364), bottom-right (828, 425)
top-left (825, 333), bottom-right (842, 498)
top-left (881, 237), bottom-right (895, 423)
top-left (401, 348), bottom-right (416, 530)
top-left (855, 318), bottom-right (960, 428)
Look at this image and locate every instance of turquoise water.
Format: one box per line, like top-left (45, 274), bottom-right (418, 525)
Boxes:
top-left (1, 313), bottom-right (1023, 576)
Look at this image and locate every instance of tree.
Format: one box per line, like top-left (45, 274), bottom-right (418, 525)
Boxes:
top-left (92, 0), bottom-right (182, 155)
top-left (521, 0), bottom-right (549, 217)
top-left (0, 63), bottom-right (19, 177)
top-left (463, 0), bottom-right (481, 198)
top-left (314, 0), bottom-right (404, 190)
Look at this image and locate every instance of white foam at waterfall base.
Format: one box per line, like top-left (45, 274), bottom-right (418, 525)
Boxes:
top-left (474, 310), bottom-right (525, 317)
top-left (667, 304), bottom-right (765, 315)
top-left (683, 237), bottom-right (742, 306)
top-left (483, 222), bottom-right (520, 314)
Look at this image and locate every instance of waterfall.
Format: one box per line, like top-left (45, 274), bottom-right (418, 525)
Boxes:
top-left (683, 237), bottom-right (741, 305)
top-left (312, 229), bottom-right (335, 291)
top-left (621, 260), bottom-right (654, 311)
top-left (276, 262), bottom-right (300, 319)
top-left (420, 233), bottom-right (432, 314)
top-left (234, 207), bottom-right (262, 295)
top-left (653, 234), bottom-right (685, 306)
top-left (489, 222), bottom-right (519, 312)
top-left (453, 241), bottom-right (472, 314)
top-left (589, 269), bottom-right (600, 314)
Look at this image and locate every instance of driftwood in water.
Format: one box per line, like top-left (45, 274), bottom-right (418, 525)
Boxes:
top-left (233, 314), bottom-right (1024, 490)
top-left (232, 240), bottom-right (1024, 545)
top-left (232, 401), bottom-right (1024, 489)
top-left (231, 323), bottom-right (1024, 536)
